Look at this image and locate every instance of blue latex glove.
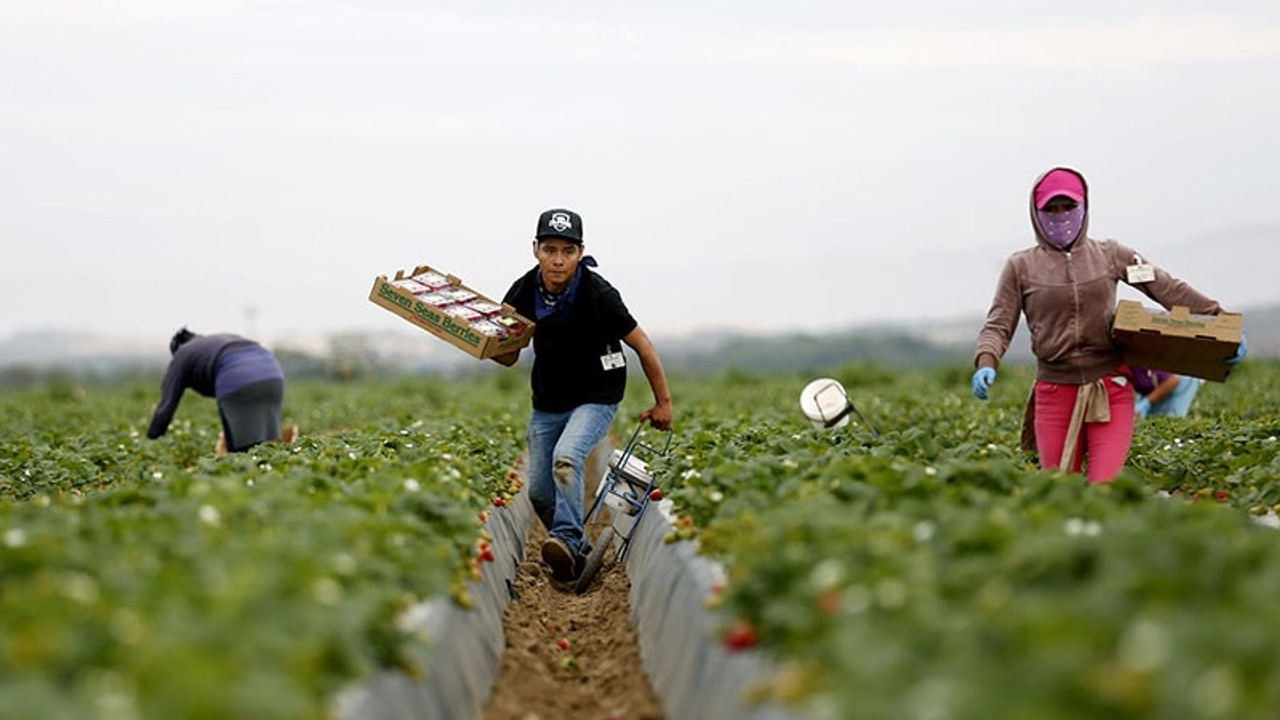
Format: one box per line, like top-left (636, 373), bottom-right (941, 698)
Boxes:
top-left (1227, 331), bottom-right (1247, 365)
top-left (1134, 396), bottom-right (1151, 419)
top-left (972, 367), bottom-right (996, 400)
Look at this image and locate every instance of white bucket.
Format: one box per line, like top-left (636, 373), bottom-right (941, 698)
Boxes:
top-left (799, 378), bottom-right (854, 430)
top-left (608, 449), bottom-right (654, 490)
top-left (598, 449), bottom-right (653, 516)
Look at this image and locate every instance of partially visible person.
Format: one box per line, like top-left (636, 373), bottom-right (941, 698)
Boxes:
top-left (147, 328), bottom-right (289, 453)
top-left (972, 167), bottom-right (1245, 483)
top-left (1129, 366), bottom-right (1201, 419)
top-left (492, 208), bottom-right (673, 583)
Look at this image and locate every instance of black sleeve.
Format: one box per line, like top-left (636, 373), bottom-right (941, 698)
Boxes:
top-left (598, 285), bottom-right (638, 340)
top-left (146, 357), bottom-right (188, 439)
top-left (501, 279), bottom-right (520, 307)
top-left (503, 273), bottom-right (535, 319)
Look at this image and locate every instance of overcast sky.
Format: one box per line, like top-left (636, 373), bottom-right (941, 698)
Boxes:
top-left (4, 1), bottom-right (1279, 347)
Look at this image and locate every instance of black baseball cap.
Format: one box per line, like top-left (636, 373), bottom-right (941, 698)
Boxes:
top-left (535, 208), bottom-right (583, 244)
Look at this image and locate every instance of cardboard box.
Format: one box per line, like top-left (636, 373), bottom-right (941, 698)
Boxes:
top-left (1111, 300), bottom-right (1242, 382)
top-left (369, 265), bottom-right (535, 360)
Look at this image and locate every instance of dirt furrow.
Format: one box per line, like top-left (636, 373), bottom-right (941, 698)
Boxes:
top-left (481, 442), bottom-right (665, 720)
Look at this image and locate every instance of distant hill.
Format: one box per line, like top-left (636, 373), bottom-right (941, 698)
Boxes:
top-left (3, 303), bottom-right (1276, 383)
top-left (1240, 303), bottom-right (1280, 354)
top-left (657, 320), bottom-right (1025, 374)
top-left (0, 331), bottom-right (165, 376)
top-left (657, 303), bottom-right (1280, 374)
top-left (0, 329), bottom-right (470, 386)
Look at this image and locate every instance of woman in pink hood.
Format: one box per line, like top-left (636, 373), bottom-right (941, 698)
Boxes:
top-left (971, 167), bottom-right (1246, 482)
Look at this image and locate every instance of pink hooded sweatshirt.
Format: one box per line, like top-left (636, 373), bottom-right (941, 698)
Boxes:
top-left (974, 167), bottom-right (1223, 385)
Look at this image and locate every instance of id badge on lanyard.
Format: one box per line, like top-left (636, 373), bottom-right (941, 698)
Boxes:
top-left (600, 342), bottom-right (626, 371)
top-left (1126, 253), bottom-right (1155, 284)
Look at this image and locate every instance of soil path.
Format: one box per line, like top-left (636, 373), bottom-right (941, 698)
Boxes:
top-left (479, 446), bottom-right (665, 720)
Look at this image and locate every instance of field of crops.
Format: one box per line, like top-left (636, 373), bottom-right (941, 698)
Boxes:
top-left (0, 373), bottom-right (528, 719)
top-left (655, 361), bottom-right (1280, 720)
top-left (3, 360), bottom-right (1279, 719)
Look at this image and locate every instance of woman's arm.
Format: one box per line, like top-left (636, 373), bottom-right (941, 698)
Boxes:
top-left (146, 360), bottom-right (187, 439)
top-left (1117, 242), bottom-right (1223, 315)
top-left (1145, 374), bottom-right (1182, 405)
top-left (974, 259), bottom-right (1022, 369)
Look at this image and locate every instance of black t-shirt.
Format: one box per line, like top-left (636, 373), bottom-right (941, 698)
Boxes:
top-left (503, 266), bottom-right (638, 412)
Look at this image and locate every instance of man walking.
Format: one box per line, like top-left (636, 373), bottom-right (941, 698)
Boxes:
top-left (494, 208), bottom-right (673, 582)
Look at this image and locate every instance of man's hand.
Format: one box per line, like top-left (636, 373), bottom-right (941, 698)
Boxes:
top-left (639, 401), bottom-right (673, 431)
top-left (490, 349), bottom-right (520, 367)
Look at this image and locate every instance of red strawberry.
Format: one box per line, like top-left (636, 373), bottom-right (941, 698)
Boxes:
top-left (493, 497), bottom-right (506, 507)
top-left (816, 588), bottom-right (842, 617)
top-left (724, 619), bottom-right (757, 652)
top-left (649, 488), bottom-right (663, 501)
top-left (1216, 490), bottom-right (1229, 500)
top-left (556, 638), bottom-right (571, 650)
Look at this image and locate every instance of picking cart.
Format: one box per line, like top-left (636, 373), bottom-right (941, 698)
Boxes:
top-left (574, 425), bottom-right (672, 594)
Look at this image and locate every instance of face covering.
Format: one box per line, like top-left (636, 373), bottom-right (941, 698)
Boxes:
top-left (1038, 205), bottom-right (1085, 249)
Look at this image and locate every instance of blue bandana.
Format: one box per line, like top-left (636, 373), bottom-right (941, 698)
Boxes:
top-left (534, 256), bottom-right (597, 322)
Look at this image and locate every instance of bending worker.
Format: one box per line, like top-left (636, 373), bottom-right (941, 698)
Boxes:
top-left (147, 328), bottom-right (288, 453)
top-left (1130, 365), bottom-right (1201, 419)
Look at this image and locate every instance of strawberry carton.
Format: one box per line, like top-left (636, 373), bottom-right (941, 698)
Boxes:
top-left (445, 305), bottom-right (485, 324)
top-left (415, 291), bottom-right (456, 309)
top-left (391, 278), bottom-right (429, 294)
top-left (409, 269), bottom-right (451, 291)
top-left (466, 299), bottom-right (504, 317)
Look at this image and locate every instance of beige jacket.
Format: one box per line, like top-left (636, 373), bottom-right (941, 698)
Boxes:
top-left (975, 171), bottom-right (1223, 385)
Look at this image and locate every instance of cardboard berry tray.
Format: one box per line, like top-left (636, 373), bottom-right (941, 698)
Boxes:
top-left (369, 264), bottom-right (534, 360)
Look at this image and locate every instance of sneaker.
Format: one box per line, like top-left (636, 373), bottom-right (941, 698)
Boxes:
top-left (542, 537), bottom-right (577, 582)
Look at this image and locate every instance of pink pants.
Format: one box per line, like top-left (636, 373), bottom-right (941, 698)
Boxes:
top-left (1033, 377), bottom-right (1135, 483)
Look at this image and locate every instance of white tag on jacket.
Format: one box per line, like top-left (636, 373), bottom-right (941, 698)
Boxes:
top-left (600, 351), bottom-right (626, 371)
top-left (1126, 263), bottom-right (1155, 284)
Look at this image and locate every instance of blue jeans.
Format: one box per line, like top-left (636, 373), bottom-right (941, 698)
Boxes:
top-left (526, 403), bottom-right (617, 556)
top-left (1149, 375), bottom-right (1202, 418)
